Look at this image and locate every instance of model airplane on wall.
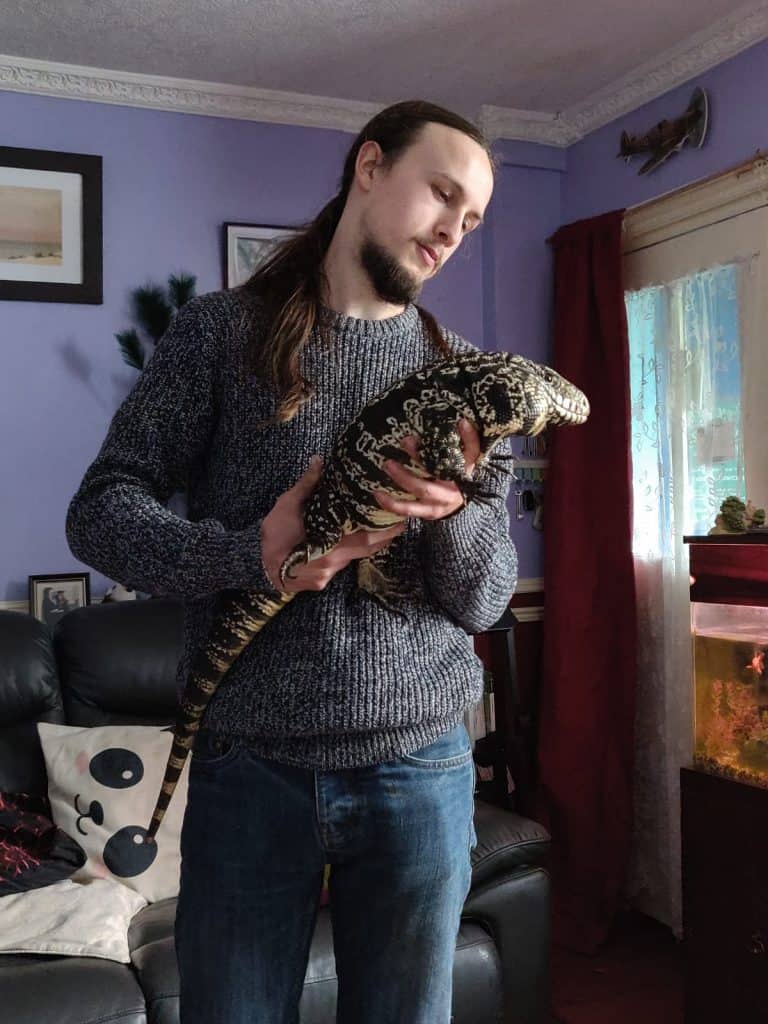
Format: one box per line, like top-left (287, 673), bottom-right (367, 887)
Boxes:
top-left (618, 86), bottom-right (709, 175)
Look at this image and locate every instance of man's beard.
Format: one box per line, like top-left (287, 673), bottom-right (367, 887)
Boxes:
top-left (360, 236), bottom-right (423, 306)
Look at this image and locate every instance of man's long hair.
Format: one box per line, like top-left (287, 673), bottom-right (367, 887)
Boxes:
top-left (237, 99), bottom-right (495, 428)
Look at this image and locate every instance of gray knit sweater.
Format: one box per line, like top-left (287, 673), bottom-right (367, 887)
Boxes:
top-left (66, 288), bottom-right (518, 769)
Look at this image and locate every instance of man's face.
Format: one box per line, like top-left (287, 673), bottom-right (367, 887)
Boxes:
top-left (357, 122), bottom-right (494, 305)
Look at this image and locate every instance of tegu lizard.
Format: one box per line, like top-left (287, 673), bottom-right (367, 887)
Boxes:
top-left (144, 351), bottom-right (589, 842)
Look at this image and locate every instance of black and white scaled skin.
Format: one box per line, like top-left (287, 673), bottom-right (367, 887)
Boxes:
top-left (280, 351), bottom-right (590, 591)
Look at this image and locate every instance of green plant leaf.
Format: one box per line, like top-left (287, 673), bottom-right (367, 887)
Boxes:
top-left (115, 271), bottom-right (197, 370)
top-left (132, 285), bottom-right (172, 343)
top-left (168, 273), bottom-right (197, 311)
top-left (115, 329), bottom-right (145, 370)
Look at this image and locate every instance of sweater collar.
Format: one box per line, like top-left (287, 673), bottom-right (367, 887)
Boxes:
top-left (315, 302), bottom-right (420, 342)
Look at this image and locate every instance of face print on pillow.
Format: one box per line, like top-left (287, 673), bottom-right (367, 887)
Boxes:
top-left (38, 724), bottom-right (190, 903)
top-left (73, 746), bottom-right (159, 879)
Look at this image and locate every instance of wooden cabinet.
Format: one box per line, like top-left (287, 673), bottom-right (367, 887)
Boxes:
top-left (681, 765), bottom-right (768, 1021)
top-left (472, 607), bottom-right (538, 814)
top-left (682, 535), bottom-right (768, 1022)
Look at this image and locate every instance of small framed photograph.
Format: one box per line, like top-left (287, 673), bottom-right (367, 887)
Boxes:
top-left (223, 222), bottom-right (299, 289)
top-left (28, 573), bottom-right (91, 630)
top-left (0, 145), bottom-right (103, 304)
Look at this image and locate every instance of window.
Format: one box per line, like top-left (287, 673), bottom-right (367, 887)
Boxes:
top-left (623, 163), bottom-right (768, 550)
top-left (626, 262), bottom-right (744, 543)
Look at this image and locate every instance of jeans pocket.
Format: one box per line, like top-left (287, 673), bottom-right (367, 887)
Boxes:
top-left (400, 723), bottom-right (474, 769)
top-left (191, 729), bottom-right (240, 769)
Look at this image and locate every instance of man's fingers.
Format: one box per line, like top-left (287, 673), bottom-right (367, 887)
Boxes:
top-left (400, 435), bottom-right (418, 456)
top-left (273, 521), bottom-right (405, 593)
top-left (347, 524), bottom-right (405, 550)
top-left (325, 525), bottom-right (405, 562)
top-left (277, 456), bottom-right (324, 509)
top-left (295, 455), bottom-right (324, 489)
top-left (459, 419), bottom-right (482, 469)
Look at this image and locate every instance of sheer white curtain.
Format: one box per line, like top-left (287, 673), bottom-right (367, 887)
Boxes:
top-left (624, 261), bottom-right (747, 936)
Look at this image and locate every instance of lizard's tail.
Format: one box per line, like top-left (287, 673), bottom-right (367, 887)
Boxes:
top-left (145, 588), bottom-right (296, 843)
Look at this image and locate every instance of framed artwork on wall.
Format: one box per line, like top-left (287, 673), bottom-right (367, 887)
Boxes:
top-left (28, 572), bottom-right (91, 631)
top-left (223, 222), bottom-right (299, 289)
top-left (0, 145), bottom-right (103, 304)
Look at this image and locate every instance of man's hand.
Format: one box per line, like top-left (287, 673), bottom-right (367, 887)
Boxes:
top-left (373, 418), bottom-right (481, 521)
top-left (262, 457), bottom-right (406, 592)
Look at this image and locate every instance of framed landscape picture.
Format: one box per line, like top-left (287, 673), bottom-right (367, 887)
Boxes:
top-left (0, 146), bottom-right (102, 304)
top-left (28, 572), bottom-right (91, 631)
top-left (223, 222), bottom-right (299, 289)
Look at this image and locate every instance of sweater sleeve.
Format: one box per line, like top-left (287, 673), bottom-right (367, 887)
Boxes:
top-left (65, 293), bottom-right (274, 598)
top-left (420, 434), bottom-right (518, 634)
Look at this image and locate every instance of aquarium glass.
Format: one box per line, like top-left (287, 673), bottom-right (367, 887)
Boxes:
top-left (692, 600), bottom-right (768, 787)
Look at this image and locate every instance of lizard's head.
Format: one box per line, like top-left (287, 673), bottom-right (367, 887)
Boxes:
top-left (467, 353), bottom-right (590, 439)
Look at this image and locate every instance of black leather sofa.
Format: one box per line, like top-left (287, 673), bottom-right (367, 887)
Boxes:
top-left (0, 598), bottom-right (551, 1024)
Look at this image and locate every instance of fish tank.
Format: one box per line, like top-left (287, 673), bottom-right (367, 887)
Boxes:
top-left (687, 536), bottom-right (768, 788)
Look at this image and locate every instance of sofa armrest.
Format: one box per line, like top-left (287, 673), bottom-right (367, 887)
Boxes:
top-left (471, 799), bottom-right (550, 890)
top-left (463, 866), bottom-right (551, 1024)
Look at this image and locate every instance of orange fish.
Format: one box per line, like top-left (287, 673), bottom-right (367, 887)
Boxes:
top-left (746, 650), bottom-right (765, 675)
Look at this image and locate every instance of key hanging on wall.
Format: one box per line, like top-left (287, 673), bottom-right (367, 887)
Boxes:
top-left (532, 490), bottom-right (544, 531)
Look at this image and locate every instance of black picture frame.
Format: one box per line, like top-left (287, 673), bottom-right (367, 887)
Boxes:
top-left (222, 222), bottom-right (299, 289)
top-left (28, 572), bottom-right (91, 630)
top-left (0, 145), bottom-right (102, 304)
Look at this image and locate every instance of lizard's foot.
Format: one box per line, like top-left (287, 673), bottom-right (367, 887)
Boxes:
top-left (357, 554), bottom-right (417, 617)
top-left (279, 545), bottom-right (310, 586)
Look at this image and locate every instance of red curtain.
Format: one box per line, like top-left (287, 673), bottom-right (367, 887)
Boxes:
top-left (536, 209), bottom-right (637, 954)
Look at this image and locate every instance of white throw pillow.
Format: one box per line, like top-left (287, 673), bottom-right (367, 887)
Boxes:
top-left (37, 723), bottom-right (189, 903)
top-left (0, 878), bottom-right (146, 962)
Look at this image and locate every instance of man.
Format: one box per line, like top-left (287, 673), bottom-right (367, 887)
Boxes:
top-left (67, 99), bottom-right (517, 1024)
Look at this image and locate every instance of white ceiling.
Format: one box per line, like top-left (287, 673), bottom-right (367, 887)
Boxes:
top-left (2, 0), bottom-right (768, 143)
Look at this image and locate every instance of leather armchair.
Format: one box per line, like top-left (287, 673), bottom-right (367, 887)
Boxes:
top-left (0, 600), bottom-right (551, 1024)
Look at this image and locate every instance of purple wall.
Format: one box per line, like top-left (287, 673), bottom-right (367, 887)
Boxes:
top-left (0, 91), bottom-right (348, 603)
top-left (1, 88), bottom-right (561, 601)
top-left (485, 140), bottom-right (566, 575)
top-left (565, 36), bottom-right (768, 222)
top-left (6, 28), bottom-right (760, 605)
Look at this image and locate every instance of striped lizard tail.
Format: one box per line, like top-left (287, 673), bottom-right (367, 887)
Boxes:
top-left (145, 588), bottom-right (295, 843)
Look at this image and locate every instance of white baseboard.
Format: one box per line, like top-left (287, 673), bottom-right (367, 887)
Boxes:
top-left (0, 597), bottom-right (105, 613)
top-left (512, 605), bottom-right (543, 623)
top-left (514, 577), bottom-right (543, 594)
top-left (0, 576), bottom-right (545, 615)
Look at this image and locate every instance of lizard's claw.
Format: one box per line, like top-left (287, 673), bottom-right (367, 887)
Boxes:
top-left (279, 545), bottom-right (310, 585)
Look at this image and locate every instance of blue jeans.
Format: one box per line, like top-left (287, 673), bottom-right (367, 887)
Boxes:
top-left (175, 723), bottom-right (478, 1024)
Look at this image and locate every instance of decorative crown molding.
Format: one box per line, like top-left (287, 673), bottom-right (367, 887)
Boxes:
top-left (481, 1), bottom-right (768, 146)
top-left (478, 106), bottom-right (579, 148)
top-left (558, 1), bottom-right (768, 145)
top-left (2, 2), bottom-right (767, 144)
top-left (0, 54), bottom-right (381, 132)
